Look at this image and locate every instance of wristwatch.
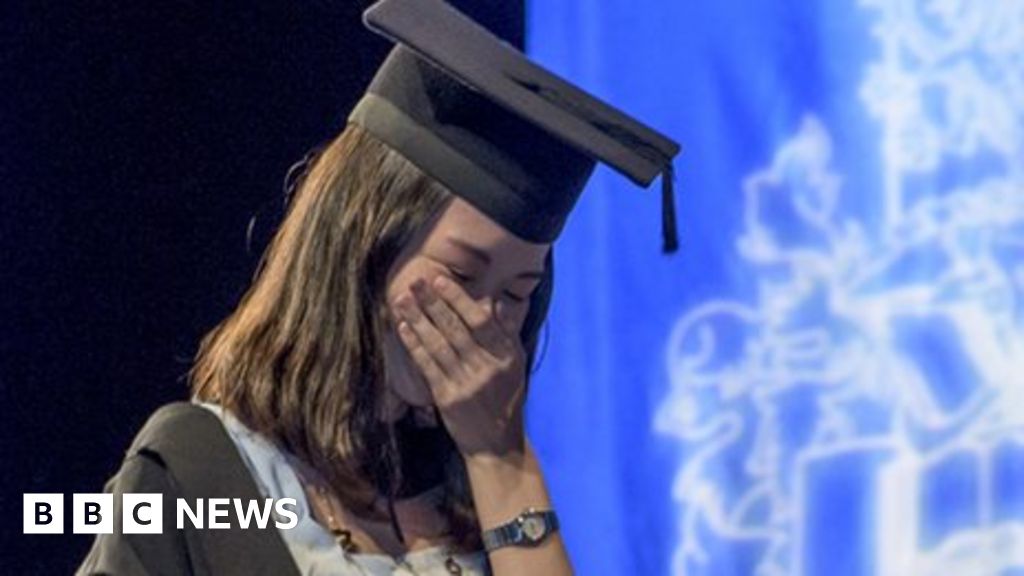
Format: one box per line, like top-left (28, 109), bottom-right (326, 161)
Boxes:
top-left (481, 507), bottom-right (559, 552)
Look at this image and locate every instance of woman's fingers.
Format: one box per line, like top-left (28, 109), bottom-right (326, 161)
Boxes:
top-left (395, 320), bottom-right (448, 392)
top-left (391, 276), bottom-right (528, 459)
top-left (393, 275), bottom-right (521, 393)
top-left (431, 275), bottom-right (513, 355)
top-left (394, 293), bottom-right (461, 377)
top-left (410, 278), bottom-right (488, 364)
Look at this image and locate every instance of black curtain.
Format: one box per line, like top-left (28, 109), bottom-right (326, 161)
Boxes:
top-left (1, 2), bottom-right (523, 572)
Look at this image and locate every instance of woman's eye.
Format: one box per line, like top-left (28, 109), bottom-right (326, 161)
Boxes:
top-left (444, 264), bottom-right (531, 303)
top-left (503, 291), bottom-right (528, 303)
top-left (447, 267), bottom-right (474, 283)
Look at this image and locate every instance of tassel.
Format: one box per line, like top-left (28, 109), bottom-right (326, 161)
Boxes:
top-left (661, 162), bottom-right (679, 254)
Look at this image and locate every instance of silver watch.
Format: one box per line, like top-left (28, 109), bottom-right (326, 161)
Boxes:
top-left (481, 507), bottom-right (559, 552)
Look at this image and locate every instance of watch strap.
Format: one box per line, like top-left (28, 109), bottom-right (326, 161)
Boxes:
top-left (481, 508), bottom-right (559, 552)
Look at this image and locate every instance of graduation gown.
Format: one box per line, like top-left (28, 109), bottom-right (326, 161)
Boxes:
top-left (76, 402), bottom-right (302, 576)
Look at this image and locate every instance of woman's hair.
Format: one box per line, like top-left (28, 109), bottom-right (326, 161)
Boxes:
top-left (188, 123), bottom-right (554, 552)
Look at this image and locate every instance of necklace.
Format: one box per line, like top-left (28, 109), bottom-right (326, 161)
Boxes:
top-left (308, 483), bottom-right (465, 575)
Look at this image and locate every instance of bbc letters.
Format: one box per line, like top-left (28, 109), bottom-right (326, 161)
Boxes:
top-left (24, 494), bottom-right (298, 534)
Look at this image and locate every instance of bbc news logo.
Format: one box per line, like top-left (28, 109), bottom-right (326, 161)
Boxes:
top-left (23, 494), bottom-right (298, 534)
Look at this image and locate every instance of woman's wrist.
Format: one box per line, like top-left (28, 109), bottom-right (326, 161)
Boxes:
top-left (463, 439), bottom-right (553, 531)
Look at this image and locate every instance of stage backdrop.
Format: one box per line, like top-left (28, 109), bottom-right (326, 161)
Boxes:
top-left (524, 1), bottom-right (1024, 575)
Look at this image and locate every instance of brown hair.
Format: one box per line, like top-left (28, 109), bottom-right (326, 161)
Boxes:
top-left (188, 123), bottom-right (554, 551)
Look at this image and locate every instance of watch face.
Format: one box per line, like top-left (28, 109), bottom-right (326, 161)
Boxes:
top-left (521, 515), bottom-right (547, 542)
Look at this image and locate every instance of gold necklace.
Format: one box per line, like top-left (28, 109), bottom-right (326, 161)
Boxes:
top-left (313, 484), bottom-right (360, 554)
top-left (309, 483), bottom-right (465, 575)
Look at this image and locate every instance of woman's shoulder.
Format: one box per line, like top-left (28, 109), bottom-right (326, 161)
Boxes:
top-left (98, 401), bottom-right (222, 489)
top-left (123, 401), bottom-right (263, 500)
top-left (76, 401), bottom-right (303, 576)
top-left (129, 401), bottom-right (223, 453)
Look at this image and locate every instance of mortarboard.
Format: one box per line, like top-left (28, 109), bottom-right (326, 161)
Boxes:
top-left (349, 0), bottom-right (682, 253)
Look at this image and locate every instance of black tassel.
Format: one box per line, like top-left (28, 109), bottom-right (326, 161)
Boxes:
top-left (661, 163), bottom-right (679, 254)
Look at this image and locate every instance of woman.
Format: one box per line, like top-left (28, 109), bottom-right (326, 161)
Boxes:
top-left (78, 0), bottom-right (679, 574)
top-left (196, 121), bottom-right (557, 574)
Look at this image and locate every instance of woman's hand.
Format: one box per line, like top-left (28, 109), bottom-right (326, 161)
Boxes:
top-left (391, 275), bottom-right (574, 575)
top-left (390, 274), bottom-right (527, 459)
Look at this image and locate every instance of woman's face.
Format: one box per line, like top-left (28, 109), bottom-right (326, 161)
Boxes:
top-left (380, 196), bottom-right (550, 420)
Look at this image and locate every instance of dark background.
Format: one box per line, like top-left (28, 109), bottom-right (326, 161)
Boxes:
top-left (1, 2), bottom-right (523, 572)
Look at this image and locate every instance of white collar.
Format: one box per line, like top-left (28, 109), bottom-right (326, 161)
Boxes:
top-left (193, 400), bottom-right (490, 576)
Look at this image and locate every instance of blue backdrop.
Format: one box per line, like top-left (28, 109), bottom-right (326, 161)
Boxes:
top-left (524, 1), bottom-right (1024, 575)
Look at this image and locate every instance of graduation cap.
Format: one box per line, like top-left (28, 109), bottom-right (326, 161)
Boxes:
top-left (349, 0), bottom-right (681, 253)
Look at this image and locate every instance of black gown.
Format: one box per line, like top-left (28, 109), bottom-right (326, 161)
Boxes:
top-left (76, 402), bottom-right (302, 576)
